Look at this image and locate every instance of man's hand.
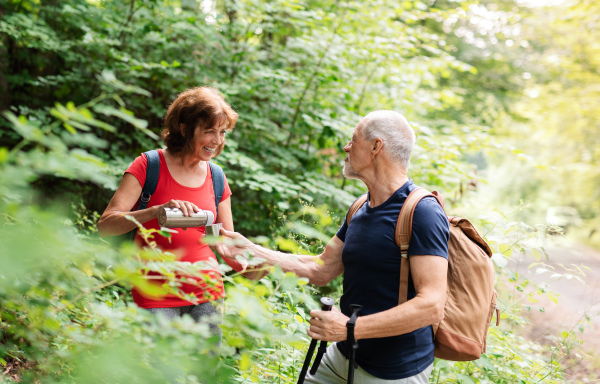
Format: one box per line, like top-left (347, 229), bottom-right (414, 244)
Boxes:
top-left (307, 307), bottom-right (349, 342)
top-left (207, 228), bottom-right (273, 280)
top-left (210, 228), bottom-right (255, 260)
top-left (211, 228), bottom-right (254, 259)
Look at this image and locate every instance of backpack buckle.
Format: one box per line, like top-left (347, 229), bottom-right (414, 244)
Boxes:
top-left (140, 193), bottom-right (151, 203)
top-left (400, 245), bottom-right (409, 258)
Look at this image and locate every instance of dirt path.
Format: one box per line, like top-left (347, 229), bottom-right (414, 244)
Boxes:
top-left (512, 239), bottom-right (600, 382)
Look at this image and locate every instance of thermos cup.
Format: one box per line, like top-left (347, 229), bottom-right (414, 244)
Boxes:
top-left (158, 207), bottom-right (215, 228)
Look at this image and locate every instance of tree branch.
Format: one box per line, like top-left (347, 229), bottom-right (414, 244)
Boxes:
top-left (117, 0), bottom-right (138, 42)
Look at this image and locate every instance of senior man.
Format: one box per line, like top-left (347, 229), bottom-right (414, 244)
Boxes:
top-left (214, 110), bottom-right (449, 383)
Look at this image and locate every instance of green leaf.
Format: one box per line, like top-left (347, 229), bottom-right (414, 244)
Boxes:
top-left (93, 105), bottom-right (158, 139)
top-left (499, 243), bottom-right (513, 257)
top-left (0, 147), bottom-right (8, 163)
top-left (64, 123), bottom-right (77, 134)
top-left (240, 352), bottom-right (252, 371)
top-left (547, 292), bottom-right (559, 304)
top-left (457, 373), bottom-right (476, 384)
top-left (476, 354), bottom-right (496, 371)
top-left (98, 69), bottom-right (152, 96)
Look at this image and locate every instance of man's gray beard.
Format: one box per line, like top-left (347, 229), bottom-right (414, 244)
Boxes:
top-left (342, 162), bottom-right (360, 179)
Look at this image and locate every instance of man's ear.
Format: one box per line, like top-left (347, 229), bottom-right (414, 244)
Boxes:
top-left (372, 138), bottom-right (383, 155)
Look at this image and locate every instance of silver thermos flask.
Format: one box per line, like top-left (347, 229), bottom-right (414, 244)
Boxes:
top-left (158, 207), bottom-right (215, 228)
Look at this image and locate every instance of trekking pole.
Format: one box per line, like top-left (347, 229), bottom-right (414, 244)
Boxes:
top-left (346, 304), bottom-right (363, 384)
top-left (309, 297), bottom-right (337, 376)
top-left (297, 297), bottom-right (335, 384)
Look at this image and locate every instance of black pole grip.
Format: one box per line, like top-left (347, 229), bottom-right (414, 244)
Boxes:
top-left (319, 296), bottom-right (335, 311)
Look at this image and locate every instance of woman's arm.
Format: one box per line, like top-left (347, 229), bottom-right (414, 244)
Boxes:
top-left (98, 173), bottom-right (154, 237)
top-left (97, 173), bottom-right (200, 237)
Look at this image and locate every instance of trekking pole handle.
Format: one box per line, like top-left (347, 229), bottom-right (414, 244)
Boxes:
top-left (319, 297), bottom-right (335, 311)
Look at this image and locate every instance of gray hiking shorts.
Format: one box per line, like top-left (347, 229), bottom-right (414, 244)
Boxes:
top-left (145, 299), bottom-right (223, 338)
top-left (304, 344), bottom-right (433, 384)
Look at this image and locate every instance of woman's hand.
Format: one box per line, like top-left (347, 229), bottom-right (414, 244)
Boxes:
top-left (159, 199), bottom-right (200, 217)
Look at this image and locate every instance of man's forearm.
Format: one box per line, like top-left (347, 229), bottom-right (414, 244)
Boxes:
top-left (248, 244), bottom-right (325, 284)
top-left (353, 295), bottom-right (444, 340)
top-left (217, 232), bottom-right (344, 286)
top-left (351, 255), bottom-right (448, 340)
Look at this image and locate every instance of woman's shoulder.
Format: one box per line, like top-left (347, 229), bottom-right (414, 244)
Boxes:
top-left (126, 149), bottom-right (162, 181)
top-left (131, 149), bottom-right (164, 167)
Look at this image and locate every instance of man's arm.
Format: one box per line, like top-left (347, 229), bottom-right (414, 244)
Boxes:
top-left (212, 229), bottom-right (345, 286)
top-left (307, 254), bottom-right (447, 341)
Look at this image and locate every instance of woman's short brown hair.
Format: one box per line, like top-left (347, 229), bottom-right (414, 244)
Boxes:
top-left (162, 87), bottom-right (238, 158)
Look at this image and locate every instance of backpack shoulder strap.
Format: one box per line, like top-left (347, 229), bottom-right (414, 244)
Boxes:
top-left (395, 188), bottom-right (438, 252)
top-left (346, 194), bottom-right (368, 226)
top-left (130, 150), bottom-right (160, 240)
top-left (396, 187), bottom-right (443, 304)
top-left (209, 161), bottom-right (225, 215)
top-left (137, 150), bottom-right (160, 211)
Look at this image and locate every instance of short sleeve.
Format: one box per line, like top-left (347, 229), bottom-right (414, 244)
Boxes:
top-left (407, 197), bottom-right (450, 259)
top-left (336, 215), bottom-right (349, 242)
top-left (125, 153), bottom-right (148, 188)
top-left (221, 173), bottom-right (232, 202)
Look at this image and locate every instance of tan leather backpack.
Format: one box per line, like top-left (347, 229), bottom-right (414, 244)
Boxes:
top-left (346, 188), bottom-right (500, 361)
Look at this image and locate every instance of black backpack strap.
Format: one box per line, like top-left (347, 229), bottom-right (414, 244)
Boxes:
top-left (137, 150), bottom-right (160, 211)
top-left (129, 150), bottom-right (160, 240)
top-left (209, 161), bottom-right (225, 216)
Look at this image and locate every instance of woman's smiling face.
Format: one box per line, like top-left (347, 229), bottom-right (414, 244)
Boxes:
top-left (191, 122), bottom-right (227, 161)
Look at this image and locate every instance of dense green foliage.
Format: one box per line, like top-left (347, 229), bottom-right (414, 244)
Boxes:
top-left (1, 0), bottom-right (598, 382)
top-left (0, 0), bottom-right (500, 229)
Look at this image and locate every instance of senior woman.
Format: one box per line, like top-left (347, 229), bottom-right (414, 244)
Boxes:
top-left (98, 87), bottom-right (257, 331)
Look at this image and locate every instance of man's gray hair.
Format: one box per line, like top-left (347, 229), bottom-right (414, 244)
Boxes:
top-left (361, 110), bottom-right (416, 169)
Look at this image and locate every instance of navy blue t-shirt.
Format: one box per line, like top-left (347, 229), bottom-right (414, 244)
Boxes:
top-left (335, 180), bottom-right (449, 380)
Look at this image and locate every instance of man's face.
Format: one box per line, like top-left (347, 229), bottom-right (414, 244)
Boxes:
top-left (342, 122), bottom-right (370, 179)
